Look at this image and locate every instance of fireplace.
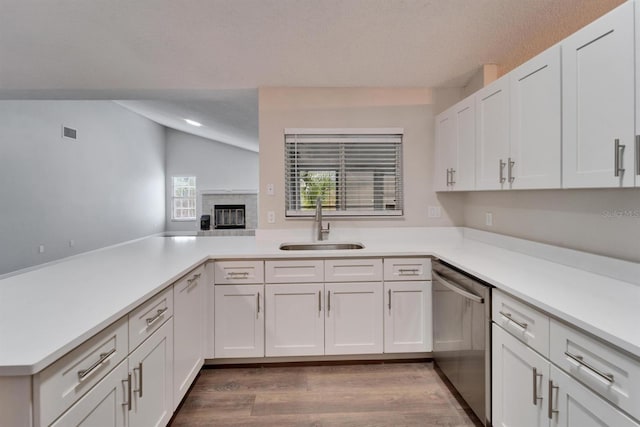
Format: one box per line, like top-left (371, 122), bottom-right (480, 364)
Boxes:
top-left (214, 204), bottom-right (246, 229)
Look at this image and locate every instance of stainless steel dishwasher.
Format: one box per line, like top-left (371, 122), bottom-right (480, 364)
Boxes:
top-left (432, 259), bottom-right (492, 426)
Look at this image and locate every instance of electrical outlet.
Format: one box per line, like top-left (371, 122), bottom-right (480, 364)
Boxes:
top-left (267, 211), bottom-right (276, 224)
top-left (266, 184), bottom-right (275, 196)
top-left (428, 206), bottom-right (441, 218)
top-left (485, 212), bottom-right (493, 226)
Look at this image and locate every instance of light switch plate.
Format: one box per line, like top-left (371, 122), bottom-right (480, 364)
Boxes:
top-left (485, 212), bottom-right (493, 226)
top-left (266, 184), bottom-right (275, 196)
top-left (428, 206), bottom-right (441, 218)
top-left (267, 211), bottom-right (276, 224)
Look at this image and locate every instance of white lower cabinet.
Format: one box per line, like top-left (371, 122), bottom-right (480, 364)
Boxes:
top-left (383, 281), bottom-right (432, 353)
top-left (493, 324), bottom-right (548, 427)
top-left (493, 316), bottom-right (640, 427)
top-left (173, 266), bottom-right (205, 408)
top-left (214, 284), bottom-right (264, 358)
top-left (265, 283), bottom-right (325, 357)
top-left (552, 365), bottom-right (639, 427)
top-left (128, 318), bottom-right (174, 427)
top-left (324, 282), bottom-right (383, 355)
top-left (51, 359), bottom-right (129, 427)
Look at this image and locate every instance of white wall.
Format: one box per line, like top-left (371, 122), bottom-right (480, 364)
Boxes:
top-left (165, 128), bottom-right (259, 232)
top-left (258, 87), bottom-right (464, 230)
top-left (463, 189), bottom-right (640, 263)
top-left (0, 101), bottom-right (166, 275)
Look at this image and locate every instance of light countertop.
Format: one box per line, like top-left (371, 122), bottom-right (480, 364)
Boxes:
top-left (1, 227), bottom-right (638, 376)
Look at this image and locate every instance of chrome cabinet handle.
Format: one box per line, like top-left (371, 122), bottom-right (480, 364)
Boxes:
top-left (77, 348), bottom-right (116, 380)
top-left (548, 380), bottom-right (559, 419)
top-left (532, 367), bottom-right (543, 405)
top-left (446, 168), bottom-right (451, 186)
top-left (398, 268), bottom-right (419, 276)
top-left (187, 273), bottom-right (202, 285)
top-left (133, 362), bottom-right (143, 398)
top-left (636, 135), bottom-right (640, 175)
top-left (564, 351), bottom-right (614, 383)
top-left (450, 169), bottom-right (456, 185)
top-left (122, 373), bottom-right (132, 411)
top-left (508, 158), bottom-right (515, 183)
top-left (614, 139), bottom-right (625, 177)
top-left (146, 307), bottom-right (168, 326)
top-left (227, 271), bottom-right (250, 279)
top-left (318, 290), bottom-right (322, 312)
top-left (388, 289), bottom-right (392, 310)
top-left (327, 291), bottom-right (331, 312)
top-left (499, 311), bottom-right (528, 330)
top-left (499, 159), bottom-right (506, 183)
top-left (257, 292), bottom-right (260, 315)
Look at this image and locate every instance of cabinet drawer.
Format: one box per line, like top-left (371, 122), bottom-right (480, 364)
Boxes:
top-left (265, 259), bottom-right (324, 283)
top-left (33, 316), bottom-right (128, 427)
top-left (325, 258), bottom-right (382, 282)
top-left (214, 260), bottom-right (264, 284)
top-left (492, 290), bottom-right (549, 357)
top-left (129, 285), bottom-right (173, 351)
top-left (383, 257), bottom-right (431, 281)
top-left (550, 319), bottom-right (640, 421)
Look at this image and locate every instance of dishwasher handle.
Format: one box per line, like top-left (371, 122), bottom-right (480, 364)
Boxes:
top-left (432, 271), bottom-right (484, 304)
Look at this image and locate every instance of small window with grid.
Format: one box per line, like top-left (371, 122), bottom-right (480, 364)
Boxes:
top-left (172, 176), bottom-right (197, 220)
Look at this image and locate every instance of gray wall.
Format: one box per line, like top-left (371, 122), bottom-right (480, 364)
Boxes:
top-left (463, 189), bottom-right (640, 263)
top-left (0, 101), bottom-right (166, 275)
top-left (165, 128), bottom-right (259, 232)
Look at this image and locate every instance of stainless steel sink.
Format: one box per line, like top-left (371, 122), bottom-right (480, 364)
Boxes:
top-left (279, 242), bottom-right (365, 251)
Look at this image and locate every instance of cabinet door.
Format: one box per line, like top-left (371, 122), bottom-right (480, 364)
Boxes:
top-left (493, 325), bottom-right (548, 427)
top-left (51, 360), bottom-right (128, 427)
top-left (452, 96), bottom-right (476, 191)
top-left (265, 283), bottom-right (325, 357)
top-left (551, 365), bottom-right (640, 427)
top-left (562, 1), bottom-right (635, 188)
top-left (214, 284), bottom-right (264, 358)
top-left (510, 45), bottom-right (561, 189)
top-left (129, 318), bottom-right (173, 427)
top-left (383, 281), bottom-right (432, 353)
top-left (324, 282), bottom-right (383, 355)
top-left (173, 267), bottom-right (205, 407)
top-left (476, 77), bottom-right (510, 190)
top-left (434, 108), bottom-right (454, 192)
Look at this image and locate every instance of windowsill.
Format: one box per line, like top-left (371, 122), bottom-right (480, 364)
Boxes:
top-left (171, 218), bottom-right (196, 222)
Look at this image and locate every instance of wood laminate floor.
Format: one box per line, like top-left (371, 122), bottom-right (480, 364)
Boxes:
top-left (169, 361), bottom-right (483, 427)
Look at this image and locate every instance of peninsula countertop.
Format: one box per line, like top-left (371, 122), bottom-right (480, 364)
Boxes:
top-left (1, 227), bottom-right (638, 376)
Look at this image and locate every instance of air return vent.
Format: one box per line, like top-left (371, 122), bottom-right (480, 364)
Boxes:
top-left (62, 126), bottom-right (77, 140)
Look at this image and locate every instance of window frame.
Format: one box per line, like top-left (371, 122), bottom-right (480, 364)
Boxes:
top-left (284, 128), bottom-right (404, 218)
top-left (171, 176), bottom-right (197, 221)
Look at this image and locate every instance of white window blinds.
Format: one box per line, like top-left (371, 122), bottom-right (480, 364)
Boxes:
top-left (285, 129), bottom-right (403, 217)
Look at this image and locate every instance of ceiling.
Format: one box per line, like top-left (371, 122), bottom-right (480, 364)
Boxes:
top-left (0, 0), bottom-right (622, 151)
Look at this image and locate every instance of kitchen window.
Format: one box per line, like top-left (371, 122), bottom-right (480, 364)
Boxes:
top-left (172, 176), bottom-right (197, 220)
top-left (285, 129), bottom-right (403, 217)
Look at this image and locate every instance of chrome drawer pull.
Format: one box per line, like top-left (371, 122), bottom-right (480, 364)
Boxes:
top-left (499, 311), bottom-right (528, 330)
top-left (77, 348), bottom-right (116, 380)
top-left (227, 271), bottom-right (250, 279)
top-left (614, 139), bottom-right (625, 177)
top-left (187, 273), bottom-right (202, 284)
top-left (450, 169), bottom-right (456, 185)
top-left (146, 307), bottom-right (168, 326)
top-left (398, 268), bottom-right (419, 275)
top-left (508, 158), bottom-right (515, 183)
top-left (564, 351), bottom-right (614, 383)
top-left (499, 159), bottom-right (507, 183)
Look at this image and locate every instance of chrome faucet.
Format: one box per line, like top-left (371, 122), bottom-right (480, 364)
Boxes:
top-left (315, 196), bottom-right (330, 241)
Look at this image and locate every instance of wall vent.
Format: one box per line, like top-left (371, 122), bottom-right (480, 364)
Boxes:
top-left (62, 126), bottom-right (77, 140)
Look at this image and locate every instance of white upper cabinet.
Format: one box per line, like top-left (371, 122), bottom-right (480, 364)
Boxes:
top-left (562, 1), bottom-right (635, 188)
top-left (475, 77), bottom-right (510, 190)
top-left (434, 95), bottom-right (475, 191)
top-left (510, 45), bottom-right (562, 189)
